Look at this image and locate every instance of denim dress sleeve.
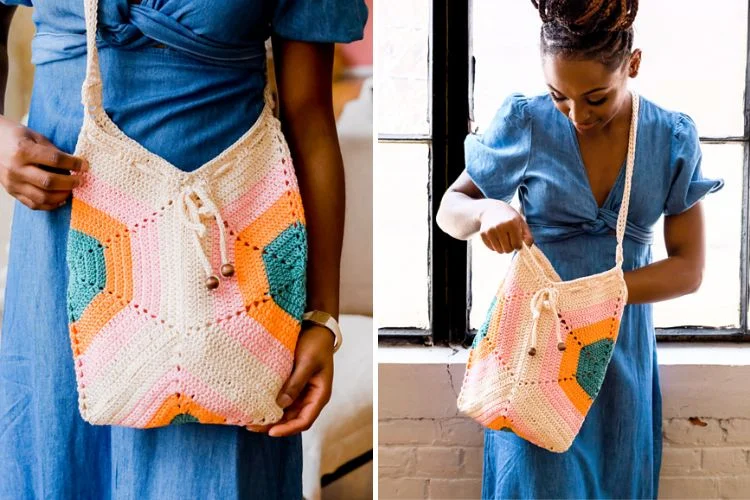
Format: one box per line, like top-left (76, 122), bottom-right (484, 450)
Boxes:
top-left (272, 0), bottom-right (368, 43)
top-left (664, 113), bottom-right (724, 216)
top-left (0, 0), bottom-right (31, 6)
top-left (465, 93), bottom-right (530, 203)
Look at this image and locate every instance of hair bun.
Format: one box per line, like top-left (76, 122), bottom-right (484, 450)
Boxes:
top-left (531, 0), bottom-right (638, 35)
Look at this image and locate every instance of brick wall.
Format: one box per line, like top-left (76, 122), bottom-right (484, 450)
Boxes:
top-left (379, 417), bottom-right (483, 499)
top-left (379, 416), bottom-right (750, 499)
top-left (378, 347), bottom-right (750, 500)
top-left (660, 418), bottom-right (750, 498)
top-left (379, 360), bottom-right (484, 499)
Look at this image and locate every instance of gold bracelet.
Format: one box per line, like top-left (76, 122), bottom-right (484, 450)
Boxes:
top-left (302, 310), bottom-right (343, 354)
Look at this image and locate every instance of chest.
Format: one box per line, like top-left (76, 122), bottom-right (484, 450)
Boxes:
top-left (576, 130), bottom-right (630, 208)
top-left (48, 0), bottom-right (273, 45)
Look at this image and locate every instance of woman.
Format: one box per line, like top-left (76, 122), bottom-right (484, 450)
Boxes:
top-left (0, 0), bottom-right (366, 498)
top-left (437, 0), bottom-right (721, 498)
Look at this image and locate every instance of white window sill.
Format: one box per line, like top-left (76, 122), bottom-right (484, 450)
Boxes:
top-left (378, 344), bottom-right (750, 419)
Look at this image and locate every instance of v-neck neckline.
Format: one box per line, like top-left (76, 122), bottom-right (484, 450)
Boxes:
top-left (85, 99), bottom-right (272, 181)
top-left (565, 100), bottom-right (639, 211)
top-left (79, 0), bottom-right (273, 181)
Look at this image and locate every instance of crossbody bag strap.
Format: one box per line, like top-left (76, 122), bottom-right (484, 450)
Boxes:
top-left (81, 0), bottom-right (104, 111)
top-left (614, 92), bottom-right (640, 270)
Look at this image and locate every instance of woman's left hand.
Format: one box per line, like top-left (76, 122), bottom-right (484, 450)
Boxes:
top-left (249, 324), bottom-right (335, 437)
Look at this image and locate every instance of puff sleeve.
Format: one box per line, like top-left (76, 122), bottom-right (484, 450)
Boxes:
top-left (464, 93), bottom-right (530, 203)
top-left (272, 0), bottom-right (368, 43)
top-left (664, 113), bottom-right (724, 216)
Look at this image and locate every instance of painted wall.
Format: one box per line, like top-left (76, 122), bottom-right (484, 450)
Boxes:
top-left (339, 0), bottom-right (373, 69)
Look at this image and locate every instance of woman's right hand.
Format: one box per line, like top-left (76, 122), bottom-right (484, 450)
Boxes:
top-left (0, 115), bottom-right (88, 211)
top-left (477, 199), bottom-right (534, 253)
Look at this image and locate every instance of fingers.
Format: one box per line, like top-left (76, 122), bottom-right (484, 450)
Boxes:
top-left (275, 355), bottom-right (319, 411)
top-left (0, 129), bottom-right (88, 211)
top-left (4, 164), bottom-right (78, 210)
top-left (267, 400), bottom-right (316, 437)
top-left (521, 222), bottom-right (535, 246)
top-left (481, 221), bottom-right (526, 254)
top-left (246, 423), bottom-right (272, 433)
top-left (500, 232), bottom-right (513, 253)
top-left (19, 137), bottom-right (87, 173)
top-left (507, 223), bottom-right (523, 251)
top-left (268, 366), bottom-right (333, 437)
top-left (10, 181), bottom-right (70, 211)
top-left (480, 231), bottom-right (501, 253)
top-left (15, 163), bottom-right (82, 192)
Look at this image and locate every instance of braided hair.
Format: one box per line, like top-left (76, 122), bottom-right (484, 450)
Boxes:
top-left (532, 0), bottom-right (638, 70)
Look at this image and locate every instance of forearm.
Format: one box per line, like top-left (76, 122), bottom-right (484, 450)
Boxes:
top-left (436, 191), bottom-right (498, 240)
top-left (624, 255), bottom-right (702, 304)
top-left (279, 102), bottom-right (344, 318)
top-left (625, 203), bottom-right (706, 304)
top-left (272, 39), bottom-right (344, 319)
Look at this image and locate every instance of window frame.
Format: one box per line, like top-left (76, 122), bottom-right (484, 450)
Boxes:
top-left (377, 0), bottom-right (750, 345)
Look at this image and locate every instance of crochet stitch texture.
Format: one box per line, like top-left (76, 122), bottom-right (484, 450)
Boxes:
top-left (65, 0), bottom-right (307, 429)
top-left (457, 94), bottom-right (640, 453)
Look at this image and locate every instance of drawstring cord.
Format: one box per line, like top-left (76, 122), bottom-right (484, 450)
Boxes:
top-left (528, 287), bottom-right (566, 356)
top-left (132, 160), bottom-right (236, 290)
top-left (177, 182), bottom-right (234, 289)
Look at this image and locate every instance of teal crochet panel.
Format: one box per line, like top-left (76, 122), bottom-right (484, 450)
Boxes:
top-left (576, 338), bottom-right (615, 398)
top-left (263, 222), bottom-right (307, 321)
top-left (473, 295), bottom-right (498, 349)
top-left (66, 229), bottom-right (107, 323)
top-left (170, 413), bottom-right (199, 425)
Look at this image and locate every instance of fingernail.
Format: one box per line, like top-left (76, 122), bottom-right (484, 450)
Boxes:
top-left (58, 200), bottom-right (67, 207)
top-left (277, 394), bottom-right (293, 408)
top-left (83, 160), bottom-right (90, 172)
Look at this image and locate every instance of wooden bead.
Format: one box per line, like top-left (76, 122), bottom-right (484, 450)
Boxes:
top-left (221, 263), bottom-right (235, 277)
top-left (205, 275), bottom-right (220, 290)
top-left (558, 342), bottom-right (566, 351)
top-left (528, 347), bottom-right (537, 356)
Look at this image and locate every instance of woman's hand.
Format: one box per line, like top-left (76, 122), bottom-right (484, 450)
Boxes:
top-left (436, 170), bottom-right (531, 249)
top-left (0, 115), bottom-right (88, 211)
top-left (248, 325), bottom-right (334, 437)
top-left (477, 200), bottom-right (534, 253)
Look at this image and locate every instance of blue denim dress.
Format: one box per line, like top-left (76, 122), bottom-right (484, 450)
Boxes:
top-left (466, 93), bottom-right (723, 499)
top-left (0, 1), bottom-right (366, 498)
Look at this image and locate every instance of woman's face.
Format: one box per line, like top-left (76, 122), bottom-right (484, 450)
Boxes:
top-left (542, 51), bottom-right (640, 134)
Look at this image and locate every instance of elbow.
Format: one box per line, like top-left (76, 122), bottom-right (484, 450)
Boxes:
top-left (435, 202), bottom-right (457, 239)
top-left (685, 268), bottom-right (703, 295)
top-left (435, 194), bottom-right (468, 240)
top-left (435, 200), bottom-right (449, 235)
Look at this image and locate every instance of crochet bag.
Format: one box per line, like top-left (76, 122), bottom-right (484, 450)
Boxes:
top-left (65, 0), bottom-right (306, 428)
top-left (457, 94), bottom-right (640, 453)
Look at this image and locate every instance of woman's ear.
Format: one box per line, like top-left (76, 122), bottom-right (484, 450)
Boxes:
top-left (628, 49), bottom-right (642, 78)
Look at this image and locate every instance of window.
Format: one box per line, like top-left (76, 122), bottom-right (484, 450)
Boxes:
top-left (374, 0), bottom-right (432, 334)
top-left (376, 0), bottom-right (750, 343)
